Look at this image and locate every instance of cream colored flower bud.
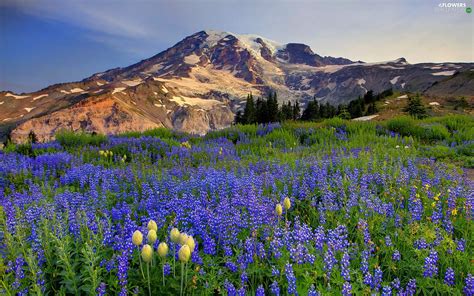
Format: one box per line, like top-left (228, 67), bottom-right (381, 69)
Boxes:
top-left (147, 220), bottom-right (158, 232)
top-left (157, 242), bottom-right (169, 258)
top-left (185, 236), bottom-right (196, 252)
top-left (170, 228), bottom-right (180, 243)
top-left (132, 230), bottom-right (143, 246)
top-left (179, 233), bottom-right (188, 245)
top-left (147, 229), bottom-right (157, 244)
top-left (283, 197), bottom-right (291, 210)
top-left (141, 244), bottom-right (153, 263)
top-left (276, 203), bottom-right (283, 216)
top-left (178, 245), bottom-right (191, 262)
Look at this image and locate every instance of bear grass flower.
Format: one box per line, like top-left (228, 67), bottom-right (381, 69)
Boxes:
top-left (141, 244), bottom-right (153, 295)
top-left (170, 228), bottom-right (181, 277)
top-left (141, 244), bottom-right (153, 263)
top-left (283, 197), bottom-right (291, 210)
top-left (178, 244), bottom-right (191, 296)
top-left (158, 242), bottom-right (169, 286)
top-left (147, 229), bottom-right (157, 244)
top-left (147, 220), bottom-right (158, 232)
top-left (276, 203), bottom-right (283, 216)
top-left (179, 233), bottom-right (189, 246)
top-left (132, 230), bottom-right (143, 246)
top-left (158, 242), bottom-right (169, 258)
top-left (185, 236), bottom-right (196, 252)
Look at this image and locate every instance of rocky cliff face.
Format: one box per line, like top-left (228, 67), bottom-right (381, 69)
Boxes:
top-left (1, 30), bottom-right (473, 142)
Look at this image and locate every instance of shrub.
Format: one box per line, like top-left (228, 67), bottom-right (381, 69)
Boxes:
top-left (56, 130), bottom-right (107, 148)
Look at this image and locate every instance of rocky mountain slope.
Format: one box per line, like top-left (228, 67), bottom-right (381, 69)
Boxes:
top-left (1, 30), bottom-right (473, 142)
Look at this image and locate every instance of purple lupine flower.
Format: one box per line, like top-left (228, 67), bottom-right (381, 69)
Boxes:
top-left (308, 285), bottom-right (320, 296)
top-left (285, 263), bottom-right (298, 295)
top-left (270, 281), bottom-right (280, 296)
top-left (385, 235), bottom-right (392, 247)
top-left (342, 282), bottom-right (352, 296)
top-left (456, 238), bottom-right (466, 252)
top-left (374, 267), bottom-right (383, 291)
top-left (381, 285), bottom-right (391, 296)
top-left (240, 272), bottom-right (248, 286)
top-left (363, 272), bottom-right (373, 287)
top-left (340, 252), bottom-right (351, 281)
top-left (463, 274), bottom-right (474, 296)
top-left (256, 285), bottom-right (265, 296)
top-left (271, 265), bottom-right (280, 277)
top-left (96, 282), bottom-right (106, 296)
top-left (444, 267), bottom-right (455, 286)
top-left (163, 263), bottom-right (171, 276)
top-left (224, 280), bottom-right (236, 296)
top-left (391, 278), bottom-right (400, 291)
top-left (323, 247), bottom-right (337, 279)
top-left (406, 279), bottom-right (417, 295)
top-left (225, 261), bottom-right (238, 273)
top-left (423, 250), bottom-right (438, 278)
top-left (392, 250), bottom-right (401, 261)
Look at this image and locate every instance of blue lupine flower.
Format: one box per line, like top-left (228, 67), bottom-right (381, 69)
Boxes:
top-left (444, 267), bottom-right (455, 286)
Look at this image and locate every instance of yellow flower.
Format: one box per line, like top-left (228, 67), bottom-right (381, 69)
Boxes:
top-left (132, 230), bottom-right (143, 246)
top-left (434, 194), bottom-right (440, 201)
top-left (157, 242), bottom-right (169, 258)
top-left (179, 233), bottom-right (188, 245)
top-left (170, 228), bottom-right (180, 243)
top-left (275, 203), bottom-right (283, 216)
top-left (283, 197), bottom-right (291, 210)
top-left (147, 229), bottom-right (157, 244)
top-left (185, 236), bottom-right (196, 252)
top-left (141, 244), bottom-right (153, 263)
top-left (178, 245), bottom-right (191, 262)
top-left (147, 220), bottom-right (158, 232)
top-left (432, 202), bottom-right (436, 208)
top-left (452, 208), bottom-right (457, 216)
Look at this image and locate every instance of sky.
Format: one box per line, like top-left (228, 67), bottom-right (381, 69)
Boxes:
top-left (0, 0), bottom-right (472, 93)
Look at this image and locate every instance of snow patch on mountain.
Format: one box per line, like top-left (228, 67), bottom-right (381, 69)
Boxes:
top-left (6, 93), bottom-right (29, 99)
top-left (33, 94), bottom-right (48, 101)
top-left (112, 87), bottom-right (126, 94)
top-left (390, 76), bottom-right (400, 84)
top-left (432, 70), bottom-right (456, 76)
top-left (122, 79), bottom-right (142, 87)
top-left (70, 88), bottom-right (84, 93)
top-left (184, 54), bottom-right (201, 64)
top-left (24, 107), bottom-right (35, 113)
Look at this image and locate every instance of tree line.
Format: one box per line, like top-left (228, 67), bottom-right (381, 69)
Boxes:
top-left (235, 89), bottom-right (394, 124)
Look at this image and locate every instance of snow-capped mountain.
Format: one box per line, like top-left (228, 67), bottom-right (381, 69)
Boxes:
top-left (1, 30), bottom-right (473, 142)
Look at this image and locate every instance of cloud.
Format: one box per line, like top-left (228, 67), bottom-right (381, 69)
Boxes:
top-left (1, 0), bottom-right (472, 62)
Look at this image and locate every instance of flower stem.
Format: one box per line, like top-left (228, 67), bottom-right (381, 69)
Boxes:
top-left (162, 261), bottom-right (165, 287)
top-left (147, 262), bottom-right (151, 296)
top-left (180, 262), bottom-right (184, 296)
top-left (173, 244), bottom-right (176, 278)
top-left (138, 246), bottom-right (145, 279)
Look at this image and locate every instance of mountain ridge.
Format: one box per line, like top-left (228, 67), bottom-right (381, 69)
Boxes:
top-left (1, 30), bottom-right (473, 142)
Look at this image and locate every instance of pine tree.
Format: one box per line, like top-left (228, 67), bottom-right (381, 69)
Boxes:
top-left (404, 94), bottom-right (427, 119)
top-left (267, 92), bottom-right (279, 122)
top-left (243, 93), bottom-right (257, 124)
top-left (301, 99), bottom-right (320, 121)
top-left (292, 101), bottom-right (300, 120)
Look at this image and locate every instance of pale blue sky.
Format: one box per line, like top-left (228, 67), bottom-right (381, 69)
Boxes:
top-left (1, 0), bottom-right (472, 93)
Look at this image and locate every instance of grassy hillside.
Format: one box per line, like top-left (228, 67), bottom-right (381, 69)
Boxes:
top-left (0, 115), bottom-right (473, 295)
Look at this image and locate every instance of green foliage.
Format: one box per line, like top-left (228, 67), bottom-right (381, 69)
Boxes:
top-left (404, 94), bottom-right (428, 119)
top-left (56, 130), bottom-right (107, 148)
